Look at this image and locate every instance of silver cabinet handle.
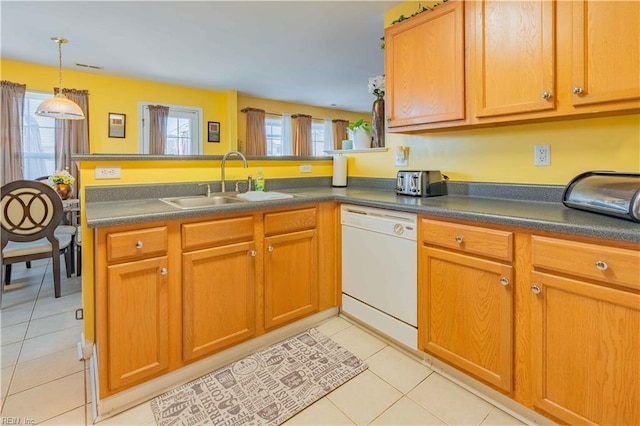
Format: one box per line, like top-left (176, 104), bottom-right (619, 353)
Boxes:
top-left (267, 245), bottom-right (274, 252)
top-left (160, 268), bottom-right (167, 276)
top-left (500, 277), bottom-right (509, 286)
top-left (531, 285), bottom-right (541, 294)
top-left (595, 260), bottom-right (608, 271)
top-left (135, 241), bottom-right (144, 249)
top-left (572, 87), bottom-right (584, 95)
top-left (541, 92), bottom-right (551, 100)
top-left (249, 250), bottom-right (257, 257)
top-left (455, 235), bottom-right (463, 244)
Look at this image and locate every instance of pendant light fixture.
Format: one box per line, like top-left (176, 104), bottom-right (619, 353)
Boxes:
top-left (35, 37), bottom-right (85, 120)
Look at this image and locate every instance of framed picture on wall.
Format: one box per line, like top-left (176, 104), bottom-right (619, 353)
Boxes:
top-left (108, 113), bottom-right (126, 138)
top-left (208, 121), bottom-right (220, 143)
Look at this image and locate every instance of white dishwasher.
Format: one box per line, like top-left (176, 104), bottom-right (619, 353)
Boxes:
top-left (341, 204), bottom-right (418, 349)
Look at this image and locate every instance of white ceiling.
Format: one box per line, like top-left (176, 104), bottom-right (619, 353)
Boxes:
top-left (1, 1), bottom-right (401, 113)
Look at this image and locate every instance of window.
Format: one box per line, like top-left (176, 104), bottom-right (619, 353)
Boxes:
top-left (265, 117), bottom-right (284, 156)
top-left (22, 91), bottom-right (56, 179)
top-left (311, 121), bottom-right (325, 156)
top-left (265, 116), bottom-right (328, 156)
top-left (139, 103), bottom-right (202, 155)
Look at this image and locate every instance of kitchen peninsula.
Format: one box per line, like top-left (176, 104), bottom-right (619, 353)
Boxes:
top-left (78, 155), bottom-right (639, 425)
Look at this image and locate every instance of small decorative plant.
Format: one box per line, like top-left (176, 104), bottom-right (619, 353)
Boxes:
top-left (347, 118), bottom-right (372, 133)
top-left (50, 169), bottom-right (75, 185)
top-left (368, 75), bottom-right (385, 98)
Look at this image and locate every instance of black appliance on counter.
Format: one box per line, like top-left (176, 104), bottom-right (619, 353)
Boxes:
top-left (562, 171), bottom-right (640, 222)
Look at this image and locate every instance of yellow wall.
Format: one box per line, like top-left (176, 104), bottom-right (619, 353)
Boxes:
top-left (344, 1), bottom-right (640, 184)
top-left (2, 59), bottom-right (369, 158)
top-left (79, 159), bottom-right (333, 187)
top-left (349, 115), bottom-right (640, 184)
top-left (1, 59), bottom-right (235, 155)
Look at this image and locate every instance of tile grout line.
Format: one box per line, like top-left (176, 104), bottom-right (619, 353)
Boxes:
top-left (1, 261), bottom-right (48, 413)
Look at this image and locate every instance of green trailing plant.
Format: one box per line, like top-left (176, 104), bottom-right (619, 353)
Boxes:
top-left (348, 118), bottom-right (372, 132)
top-left (380, 0), bottom-right (448, 49)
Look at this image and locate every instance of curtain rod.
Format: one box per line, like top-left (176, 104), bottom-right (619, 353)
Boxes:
top-left (267, 111), bottom-right (326, 121)
top-left (243, 107), bottom-right (346, 122)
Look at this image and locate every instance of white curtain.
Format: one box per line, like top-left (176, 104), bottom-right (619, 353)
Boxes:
top-left (323, 118), bottom-right (334, 153)
top-left (282, 113), bottom-right (293, 155)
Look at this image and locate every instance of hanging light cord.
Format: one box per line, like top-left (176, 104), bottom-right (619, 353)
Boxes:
top-left (56, 39), bottom-right (64, 91)
top-left (52, 37), bottom-right (68, 95)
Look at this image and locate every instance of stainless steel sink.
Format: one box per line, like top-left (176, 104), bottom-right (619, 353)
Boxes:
top-left (160, 195), bottom-right (245, 209)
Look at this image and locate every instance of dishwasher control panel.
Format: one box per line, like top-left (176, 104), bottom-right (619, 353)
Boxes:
top-left (340, 204), bottom-right (417, 241)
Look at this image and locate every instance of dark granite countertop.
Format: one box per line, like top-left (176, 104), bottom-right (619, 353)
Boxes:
top-left (84, 186), bottom-right (640, 243)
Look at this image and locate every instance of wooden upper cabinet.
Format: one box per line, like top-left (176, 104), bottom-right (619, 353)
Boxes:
top-left (385, 0), bottom-right (465, 128)
top-left (571, 0), bottom-right (640, 107)
top-left (473, 0), bottom-right (555, 118)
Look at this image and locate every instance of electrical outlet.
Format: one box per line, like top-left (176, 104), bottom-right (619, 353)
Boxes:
top-left (300, 164), bottom-right (312, 173)
top-left (534, 145), bottom-right (550, 166)
top-left (95, 166), bottom-right (121, 179)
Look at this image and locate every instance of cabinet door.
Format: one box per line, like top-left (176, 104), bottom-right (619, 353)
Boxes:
top-left (571, 0), bottom-right (640, 106)
top-left (474, 0), bottom-right (555, 117)
top-left (106, 256), bottom-right (169, 391)
top-left (385, 0), bottom-right (465, 127)
top-left (531, 272), bottom-right (640, 425)
top-left (420, 247), bottom-right (513, 392)
top-left (264, 229), bottom-right (318, 329)
top-left (182, 241), bottom-right (256, 362)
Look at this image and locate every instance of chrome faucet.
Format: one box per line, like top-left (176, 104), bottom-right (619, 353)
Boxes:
top-left (220, 151), bottom-right (248, 192)
top-left (198, 183), bottom-right (212, 197)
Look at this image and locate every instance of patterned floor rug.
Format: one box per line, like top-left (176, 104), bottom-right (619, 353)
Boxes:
top-left (150, 328), bottom-right (368, 426)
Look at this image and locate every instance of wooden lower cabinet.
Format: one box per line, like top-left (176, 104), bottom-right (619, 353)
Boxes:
top-left (96, 223), bottom-right (172, 397)
top-left (264, 229), bottom-right (318, 329)
top-left (182, 241), bottom-right (256, 362)
top-left (419, 246), bottom-right (514, 392)
top-left (96, 204), bottom-right (333, 397)
top-left (530, 271), bottom-right (640, 425)
top-left (529, 234), bottom-right (640, 425)
top-left (105, 257), bottom-right (170, 391)
top-left (419, 219), bottom-right (640, 424)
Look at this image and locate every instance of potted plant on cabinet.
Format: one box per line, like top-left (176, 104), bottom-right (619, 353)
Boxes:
top-left (347, 118), bottom-right (373, 149)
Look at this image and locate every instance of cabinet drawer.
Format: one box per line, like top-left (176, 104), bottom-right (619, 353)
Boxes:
top-left (264, 208), bottom-right (316, 236)
top-left (532, 236), bottom-right (640, 291)
top-left (106, 226), bottom-right (168, 263)
top-left (421, 219), bottom-right (513, 262)
top-left (182, 216), bottom-right (253, 251)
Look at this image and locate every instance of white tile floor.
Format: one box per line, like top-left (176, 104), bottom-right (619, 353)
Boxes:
top-left (1, 259), bottom-right (534, 425)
